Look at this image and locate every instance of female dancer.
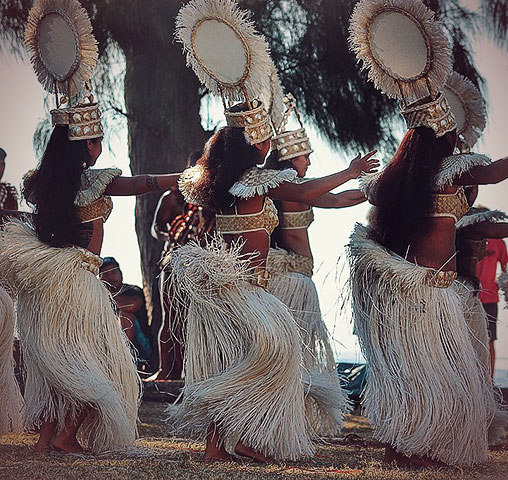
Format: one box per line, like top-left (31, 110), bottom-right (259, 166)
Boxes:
top-left (0, 0), bottom-right (182, 454)
top-left (348, 0), bottom-right (508, 466)
top-left (168, 108), bottom-right (378, 462)
top-left (0, 125), bottom-right (181, 454)
top-left (264, 97), bottom-right (367, 437)
top-left (172, 0), bottom-right (377, 461)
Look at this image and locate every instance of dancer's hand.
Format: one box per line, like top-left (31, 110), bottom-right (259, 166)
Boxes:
top-left (348, 151), bottom-right (380, 178)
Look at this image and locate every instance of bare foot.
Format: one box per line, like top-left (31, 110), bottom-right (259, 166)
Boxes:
top-left (383, 446), bottom-right (410, 466)
top-left (202, 451), bottom-right (234, 463)
top-left (235, 443), bottom-right (272, 463)
top-left (50, 438), bottom-right (84, 454)
top-left (407, 454), bottom-right (446, 468)
top-left (34, 440), bottom-right (52, 453)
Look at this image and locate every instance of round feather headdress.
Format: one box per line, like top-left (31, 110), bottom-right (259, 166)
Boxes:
top-left (443, 72), bottom-right (487, 152)
top-left (349, 0), bottom-right (456, 137)
top-left (25, 0), bottom-right (102, 140)
top-left (176, 0), bottom-right (275, 144)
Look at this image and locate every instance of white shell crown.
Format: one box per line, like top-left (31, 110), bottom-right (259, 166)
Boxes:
top-left (271, 94), bottom-right (313, 162)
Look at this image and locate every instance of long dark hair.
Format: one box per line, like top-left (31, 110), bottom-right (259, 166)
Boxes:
top-left (264, 149), bottom-right (295, 172)
top-left (373, 127), bottom-right (457, 253)
top-left (23, 126), bottom-right (93, 247)
top-left (193, 126), bottom-right (261, 211)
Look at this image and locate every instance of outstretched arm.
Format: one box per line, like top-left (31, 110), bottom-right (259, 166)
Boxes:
top-left (269, 151), bottom-right (379, 203)
top-left (466, 222), bottom-right (508, 239)
top-left (105, 173), bottom-right (180, 196)
top-left (456, 157), bottom-right (508, 185)
top-left (307, 189), bottom-right (366, 208)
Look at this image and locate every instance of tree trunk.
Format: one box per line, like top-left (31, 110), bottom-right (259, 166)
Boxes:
top-left (117, 20), bottom-right (207, 348)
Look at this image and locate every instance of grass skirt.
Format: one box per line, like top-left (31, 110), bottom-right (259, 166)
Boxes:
top-left (164, 238), bottom-right (313, 460)
top-left (347, 224), bottom-right (494, 466)
top-left (461, 279), bottom-right (508, 445)
top-left (0, 284), bottom-right (23, 434)
top-left (0, 220), bottom-right (141, 453)
top-left (267, 247), bottom-right (350, 437)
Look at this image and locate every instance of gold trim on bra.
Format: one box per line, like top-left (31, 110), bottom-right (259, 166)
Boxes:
top-left (216, 197), bottom-right (279, 235)
top-left (429, 187), bottom-right (469, 223)
top-left (76, 196), bottom-right (113, 224)
top-left (279, 208), bottom-right (314, 230)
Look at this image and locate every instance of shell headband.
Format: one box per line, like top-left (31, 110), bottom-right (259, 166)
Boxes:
top-left (176, 0), bottom-right (278, 145)
top-left (272, 94), bottom-right (313, 162)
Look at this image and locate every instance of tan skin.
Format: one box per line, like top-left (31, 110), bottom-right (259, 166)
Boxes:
top-left (206, 139), bottom-right (379, 463)
top-left (35, 137), bottom-right (181, 454)
top-left (272, 153), bottom-right (368, 259)
top-left (379, 155), bottom-right (508, 469)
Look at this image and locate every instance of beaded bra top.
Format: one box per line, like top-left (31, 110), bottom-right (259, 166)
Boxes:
top-left (216, 197), bottom-right (279, 235)
top-left (73, 168), bottom-right (122, 224)
top-left (278, 208), bottom-right (314, 230)
top-left (179, 165), bottom-right (297, 237)
top-left (429, 187), bottom-right (469, 223)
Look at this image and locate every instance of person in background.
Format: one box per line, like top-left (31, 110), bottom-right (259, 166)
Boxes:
top-left (149, 151), bottom-right (215, 381)
top-left (0, 148), bottom-right (19, 211)
top-left (99, 257), bottom-right (153, 372)
top-left (477, 237), bottom-right (508, 376)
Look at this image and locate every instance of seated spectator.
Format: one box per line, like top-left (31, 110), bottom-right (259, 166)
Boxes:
top-left (99, 257), bottom-right (153, 372)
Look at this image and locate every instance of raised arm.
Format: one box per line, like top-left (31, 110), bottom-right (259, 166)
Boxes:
top-left (104, 173), bottom-right (181, 196)
top-left (307, 189), bottom-right (366, 208)
top-left (456, 157), bottom-right (508, 185)
top-left (269, 151), bottom-right (379, 203)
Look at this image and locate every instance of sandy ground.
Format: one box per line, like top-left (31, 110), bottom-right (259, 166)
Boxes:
top-left (0, 401), bottom-right (507, 480)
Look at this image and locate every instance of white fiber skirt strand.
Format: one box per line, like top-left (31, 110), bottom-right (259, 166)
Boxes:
top-left (461, 280), bottom-right (508, 445)
top-left (0, 285), bottom-right (23, 434)
top-left (164, 238), bottom-right (313, 460)
top-left (267, 248), bottom-right (350, 437)
top-left (0, 220), bottom-right (141, 453)
top-left (347, 224), bottom-right (494, 467)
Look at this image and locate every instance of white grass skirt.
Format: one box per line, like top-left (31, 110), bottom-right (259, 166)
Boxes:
top-left (164, 238), bottom-right (313, 460)
top-left (0, 220), bottom-right (141, 453)
top-left (461, 279), bottom-right (507, 445)
top-left (347, 224), bottom-right (494, 466)
top-left (0, 284), bottom-right (23, 434)
top-left (267, 247), bottom-right (350, 437)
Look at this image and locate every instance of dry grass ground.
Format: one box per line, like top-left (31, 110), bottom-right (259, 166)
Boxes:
top-left (0, 401), bottom-right (507, 480)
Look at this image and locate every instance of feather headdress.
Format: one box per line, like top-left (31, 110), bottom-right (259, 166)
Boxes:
top-left (176, 0), bottom-right (275, 144)
top-left (24, 0), bottom-right (102, 140)
top-left (349, 0), bottom-right (455, 137)
top-left (443, 72), bottom-right (487, 152)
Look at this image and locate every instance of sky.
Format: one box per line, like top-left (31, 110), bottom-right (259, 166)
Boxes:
top-left (1, 2), bottom-right (507, 383)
